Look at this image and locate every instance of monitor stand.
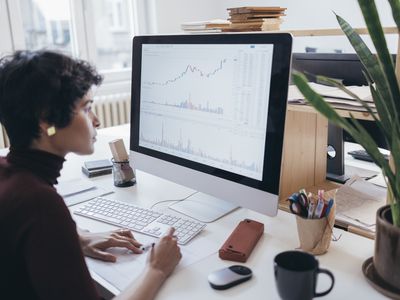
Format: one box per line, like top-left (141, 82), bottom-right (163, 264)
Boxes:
top-left (169, 192), bottom-right (239, 223)
top-left (326, 123), bottom-right (350, 184)
top-left (326, 172), bottom-right (350, 184)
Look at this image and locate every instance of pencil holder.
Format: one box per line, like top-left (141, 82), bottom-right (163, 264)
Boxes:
top-left (111, 158), bottom-right (136, 187)
top-left (293, 189), bottom-right (337, 255)
top-left (295, 207), bottom-right (335, 255)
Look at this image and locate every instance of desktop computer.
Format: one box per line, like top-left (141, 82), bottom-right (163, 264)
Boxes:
top-left (130, 33), bottom-right (292, 222)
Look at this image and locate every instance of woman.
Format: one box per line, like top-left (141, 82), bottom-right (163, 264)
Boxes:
top-left (0, 50), bottom-right (181, 300)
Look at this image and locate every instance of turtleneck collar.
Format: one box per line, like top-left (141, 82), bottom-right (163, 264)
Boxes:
top-left (7, 148), bottom-right (65, 186)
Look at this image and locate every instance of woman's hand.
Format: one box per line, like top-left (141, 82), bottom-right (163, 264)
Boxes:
top-left (147, 227), bottom-right (182, 280)
top-left (78, 228), bottom-right (143, 262)
top-left (114, 228), bottom-right (182, 300)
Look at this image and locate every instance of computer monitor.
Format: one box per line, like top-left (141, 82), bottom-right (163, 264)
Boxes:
top-left (130, 33), bottom-right (292, 222)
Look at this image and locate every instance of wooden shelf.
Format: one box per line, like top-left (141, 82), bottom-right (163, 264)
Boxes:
top-left (277, 26), bottom-right (397, 37)
top-left (288, 104), bottom-right (375, 121)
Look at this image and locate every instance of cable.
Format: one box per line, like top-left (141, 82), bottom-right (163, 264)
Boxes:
top-left (150, 191), bottom-right (199, 209)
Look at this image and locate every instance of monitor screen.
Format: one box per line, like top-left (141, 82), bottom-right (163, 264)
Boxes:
top-left (139, 43), bottom-right (273, 181)
top-left (130, 34), bottom-right (292, 219)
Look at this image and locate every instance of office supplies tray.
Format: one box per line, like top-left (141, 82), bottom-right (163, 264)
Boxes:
top-left (362, 257), bottom-right (400, 299)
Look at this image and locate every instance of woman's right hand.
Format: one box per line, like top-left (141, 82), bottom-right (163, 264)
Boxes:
top-left (147, 227), bottom-right (182, 279)
top-left (115, 228), bottom-right (182, 300)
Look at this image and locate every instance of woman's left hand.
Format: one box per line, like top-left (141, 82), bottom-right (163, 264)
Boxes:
top-left (79, 228), bottom-right (143, 262)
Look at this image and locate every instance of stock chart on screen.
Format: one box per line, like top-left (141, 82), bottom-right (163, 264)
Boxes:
top-left (139, 44), bottom-right (274, 180)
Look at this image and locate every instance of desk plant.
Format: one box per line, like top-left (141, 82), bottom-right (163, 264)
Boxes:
top-left (292, 0), bottom-right (400, 291)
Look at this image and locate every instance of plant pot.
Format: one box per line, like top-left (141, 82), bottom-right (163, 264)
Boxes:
top-left (373, 205), bottom-right (400, 289)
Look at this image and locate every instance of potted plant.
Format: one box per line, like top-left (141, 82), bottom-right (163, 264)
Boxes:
top-left (292, 0), bottom-right (400, 292)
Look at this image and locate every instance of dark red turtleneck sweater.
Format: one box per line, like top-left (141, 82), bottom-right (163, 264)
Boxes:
top-left (0, 148), bottom-right (99, 299)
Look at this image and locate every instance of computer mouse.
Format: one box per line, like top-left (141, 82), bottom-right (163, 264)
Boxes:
top-left (207, 265), bottom-right (252, 290)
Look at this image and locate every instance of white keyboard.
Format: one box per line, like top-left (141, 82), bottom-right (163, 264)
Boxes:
top-left (74, 197), bottom-right (206, 245)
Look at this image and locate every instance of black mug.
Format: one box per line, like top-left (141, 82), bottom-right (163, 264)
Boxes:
top-left (274, 251), bottom-right (335, 300)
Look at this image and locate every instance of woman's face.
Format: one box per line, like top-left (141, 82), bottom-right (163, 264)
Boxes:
top-left (49, 92), bottom-right (100, 156)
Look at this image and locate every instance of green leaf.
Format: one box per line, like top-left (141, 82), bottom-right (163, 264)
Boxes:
top-left (369, 84), bottom-right (393, 146)
top-left (336, 14), bottom-right (399, 127)
top-left (358, 0), bottom-right (400, 119)
top-left (292, 72), bottom-right (357, 135)
top-left (314, 75), bottom-right (391, 145)
top-left (359, 69), bottom-right (393, 137)
top-left (391, 203), bottom-right (400, 227)
top-left (317, 75), bottom-right (377, 115)
top-left (391, 125), bottom-right (400, 200)
top-left (349, 116), bottom-right (389, 169)
top-left (293, 72), bottom-right (397, 197)
top-left (361, 69), bottom-right (373, 85)
top-left (388, 0), bottom-right (400, 31)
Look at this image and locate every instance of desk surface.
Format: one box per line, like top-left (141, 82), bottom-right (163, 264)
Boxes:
top-left (60, 124), bottom-right (385, 299)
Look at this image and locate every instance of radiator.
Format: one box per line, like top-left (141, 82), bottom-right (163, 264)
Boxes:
top-left (0, 93), bottom-right (131, 149)
top-left (93, 92), bottom-right (131, 128)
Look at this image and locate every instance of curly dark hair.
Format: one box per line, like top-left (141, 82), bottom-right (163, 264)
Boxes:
top-left (0, 50), bottom-right (103, 148)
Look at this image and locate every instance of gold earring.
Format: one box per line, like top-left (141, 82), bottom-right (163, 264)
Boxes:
top-left (47, 126), bottom-right (56, 136)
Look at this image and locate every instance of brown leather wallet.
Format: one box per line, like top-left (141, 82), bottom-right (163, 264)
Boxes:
top-left (219, 219), bottom-right (264, 262)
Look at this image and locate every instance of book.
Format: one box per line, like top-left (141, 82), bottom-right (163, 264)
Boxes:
top-left (227, 6), bottom-right (286, 14)
top-left (84, 159), bottom-right (112, 171)
top-left (222, 28), bottom-right (264, 32)
top-left (183, 29), bottom-right (223, 34)
top-left (229, 18), bottom-right (284, 24)
top-left (229, 13), bottom-right (286, 20)
top-left (225, 6), bottom-right (286, 32)
top-left (181, 19), bottom-right (230, 31)
top-left (81, 166), bottom-right (112, 178)
top-left (224, 20), bottom-right (282, 32)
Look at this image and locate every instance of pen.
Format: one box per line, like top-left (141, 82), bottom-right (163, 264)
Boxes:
top-left (324, 199), bottom-right (334, 218)
top-left (307, 201), bottom-right (315, 219)
top-left (141, 242), bottom-right (155, 251)
top-left (314, 198), bottom-right (325, 219)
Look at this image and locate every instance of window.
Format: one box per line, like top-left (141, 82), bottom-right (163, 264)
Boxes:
top-left (88, 0), bottom-right (133, 71)
top-left (1, 0), bottom-right (136, 85)
top-left (20, 0), bottom-right (73, 53)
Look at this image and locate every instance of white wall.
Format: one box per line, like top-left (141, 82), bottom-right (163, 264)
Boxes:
top-left (135, 0), bottom-right (397, 53)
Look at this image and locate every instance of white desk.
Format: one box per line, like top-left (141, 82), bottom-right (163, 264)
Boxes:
top-left (0, 124), bottom-right (384, 299)
top-left (62, 124), bottom-right (385, 299)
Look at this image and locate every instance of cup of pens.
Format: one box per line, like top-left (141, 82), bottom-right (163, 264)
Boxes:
top-left (288, 189), bottom-right (336, 255)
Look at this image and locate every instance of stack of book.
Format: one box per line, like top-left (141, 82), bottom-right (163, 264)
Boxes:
top-left (181, 19), bottom-right (231, 33)
top-left (224, 6), bottom-right (286, 32)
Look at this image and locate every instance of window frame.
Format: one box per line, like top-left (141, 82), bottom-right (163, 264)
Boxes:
top-left (0, 0), bottom-right (14, 54)
top-left (1, 0), bottom-right (137, 87)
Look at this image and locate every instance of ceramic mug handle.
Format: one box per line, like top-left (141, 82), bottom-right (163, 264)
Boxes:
top-left (314, 268), bottom-right (335, 297)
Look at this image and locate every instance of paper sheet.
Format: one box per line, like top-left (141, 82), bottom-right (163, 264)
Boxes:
top-left (56, 178), bottom-right (95, 197)
top-left (63, 187), bottom-right (114, 206)
top-left (288, 83), bottom-right (374, 112)
top-left (55, 178), bottom-right (114, 206)
top-left (367, 173), bottom-right (387, 188)
top-left (345, 165), bottom-right (379, 180)
top-left (335, 176), bottom-right (386, 228)
top-left (86, 230), bottom-right (219, 291)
